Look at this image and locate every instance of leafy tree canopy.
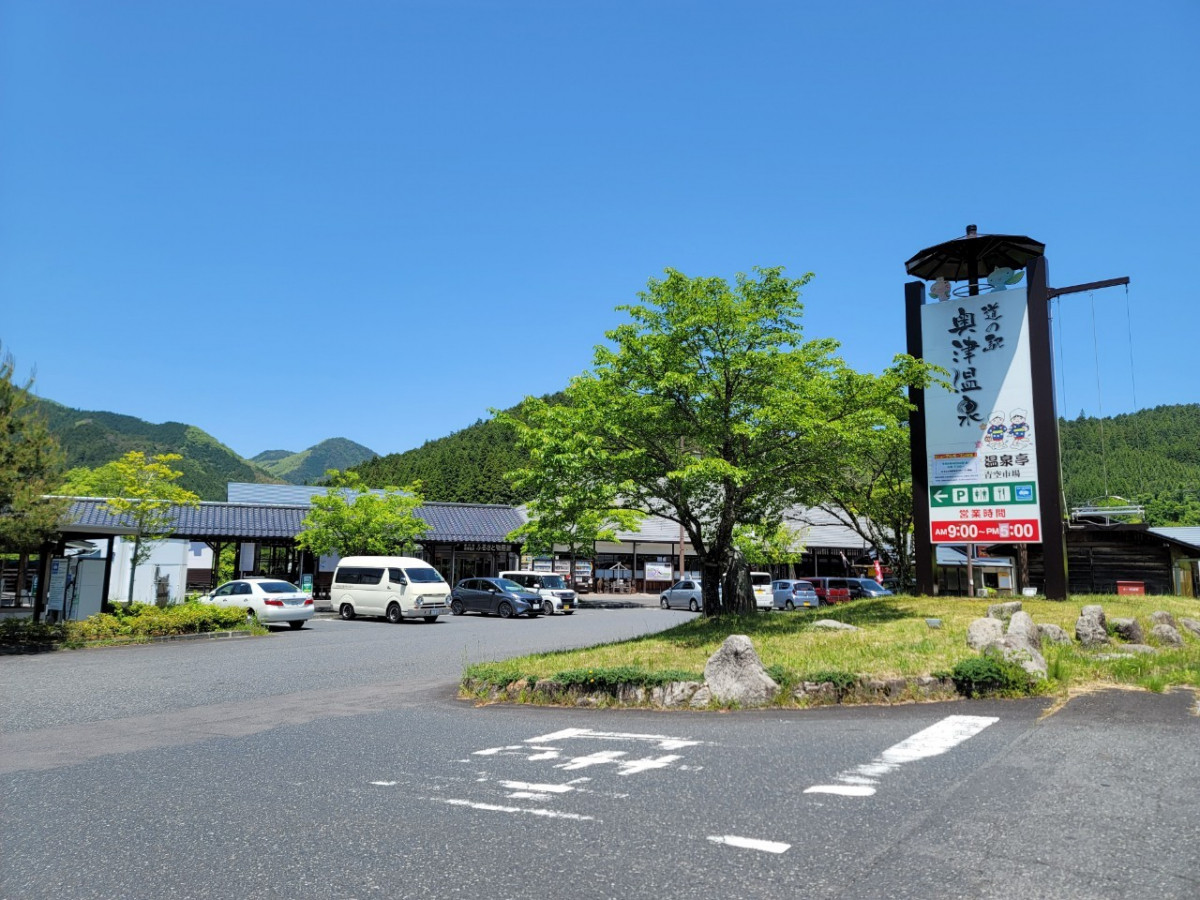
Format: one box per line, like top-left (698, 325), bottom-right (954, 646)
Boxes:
top-left (508, 266), bottom-right (933, 615)
top-left (0, 348), bottom-right (68, 553)
top-left (295, 470), bottom-right (430, 558)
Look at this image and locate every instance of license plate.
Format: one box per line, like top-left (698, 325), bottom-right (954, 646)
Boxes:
top-left (562, 604), bottom-right (571, 610)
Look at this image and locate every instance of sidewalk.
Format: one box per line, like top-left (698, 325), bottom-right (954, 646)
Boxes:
top-left (576, 591), bottom-right (660, 609)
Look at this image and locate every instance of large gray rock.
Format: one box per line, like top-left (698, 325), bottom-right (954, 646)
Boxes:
top-left (1181, 618), bottom-right (1200, 638)
top-left (967, 617), bottom-right (1004, 650)
top-left (812, 619), bottom-right (860, 632)
top-left (1076, 612), bottom-right (1110, 647)
top-left (1150, 611), bottom-right (1178, 628)
top-left (703, 635), bottom-right (780, 706)
top-left (1081, 605), bottom-right (1107, 631)
top-left (1110, 617), bottom-right (1144, 643)
top-left (994, 638), bottom-right (1047, 678)
top-left (988, 601), bottom-right (1023, 624)
top-left (1006, 611), bottom-right (1042, 653)
top-left (1150, 624), bottom-right (1184, 647)
top-left (1038, 623), bottom-right (1072, 645)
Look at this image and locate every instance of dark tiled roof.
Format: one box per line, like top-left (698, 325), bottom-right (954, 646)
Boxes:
top-left (63, 498), bottom-right (524, 544)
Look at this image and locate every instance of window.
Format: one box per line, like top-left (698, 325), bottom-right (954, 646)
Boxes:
top-left (258, 581), bottom-right (299, 593)
top-left (234, 582), bottom-right (252, 595)
top-left (388, 568), bottom-right (407, 585)
top-left (335, 567), bottom-right (384, 586)
top-left (405, 567), bottom-right (446, 584)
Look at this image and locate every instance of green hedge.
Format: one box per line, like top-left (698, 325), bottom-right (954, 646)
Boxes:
top-left (1, 601), bottom-right (251, 647)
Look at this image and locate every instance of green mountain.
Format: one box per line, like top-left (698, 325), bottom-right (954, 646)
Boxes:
top-left (351, 411), bottom-right (531, 505)
top-left (35, 399), bottom-right (281, 501)
top-left (353, 400), bottom-right (1200, 525)
top-left (1060, 403), bottom-right (1200, 525)
top-left (251, 438), bottom-right (378, 485)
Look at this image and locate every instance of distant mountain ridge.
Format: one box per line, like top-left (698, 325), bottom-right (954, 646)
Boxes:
top-left (251, 438), bottom-right (377, 485)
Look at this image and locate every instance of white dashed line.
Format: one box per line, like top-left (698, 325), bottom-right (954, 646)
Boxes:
top-left (707, 835), bottom-right (791, 853)
top-left (439, 798), bottom-right (595, 821)
top-left (806, 714), bottom-right (998, 797)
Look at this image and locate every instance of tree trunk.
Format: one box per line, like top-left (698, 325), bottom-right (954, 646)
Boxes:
top-left (127, 535), bottom-right (142, 604)
top-left (701, 559), bottom-right (723, 616)
top-left (721, 547), bottom-right (757, 615)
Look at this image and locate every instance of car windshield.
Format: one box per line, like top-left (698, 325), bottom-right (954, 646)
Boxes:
top-left (494, 578), bottom-right (525, 592)
top-left (405, 567), bottom-right (446, 584)
top-left (540, 575), bottom-right (567, 589)
top-left (257, 581), bottom-right (300, 593)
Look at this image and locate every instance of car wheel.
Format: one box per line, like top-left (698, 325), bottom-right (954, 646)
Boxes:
top-left (660, 596), bottom-right (669, 609)
top-left (339, 603), bottom-right (355, 620)
top-left (386, 603), bottom-right (402, 624)
top-left (450, 598), bottom-right (465, 616)
top-left (785, 600), bottom-right (795, 611)
top-left (245, 608), bottom-right (257, 623)
top-left (288, 620), bottom-right (305, 630)
top-left (688, 598), bottom-right (699, 612)
top-left (498, 601), bottom-right (514, 619)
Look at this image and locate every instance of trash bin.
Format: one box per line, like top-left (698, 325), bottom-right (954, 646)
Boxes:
top-left (1115, 580), bottom-right (1145, 595)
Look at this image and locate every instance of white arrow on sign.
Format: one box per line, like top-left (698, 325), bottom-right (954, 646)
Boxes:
top-left (933, 489), bottom-right (949, 503)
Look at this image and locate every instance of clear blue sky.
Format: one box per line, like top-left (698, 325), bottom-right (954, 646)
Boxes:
top-left (3, 1), bottom-right (1196, 460)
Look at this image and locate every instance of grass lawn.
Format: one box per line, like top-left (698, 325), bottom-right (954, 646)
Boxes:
top-left (462, 594), bottom-right (1200, 701)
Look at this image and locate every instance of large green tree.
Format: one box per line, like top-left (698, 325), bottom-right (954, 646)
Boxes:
top-left (0, 349), bottom-right (68, 610)
top-left (295, 471), bottom-right (430, 558)
top-left (510, 266), bottom-right (931, 615)
top-left (500, 403), bottom-right (642, 579)
top-left (61, 451), bottom-right (200, 603)
top-left (818, 422), bottom-right (916, 589)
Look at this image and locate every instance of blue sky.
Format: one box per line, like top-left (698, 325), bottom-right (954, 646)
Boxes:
top-left (2, 1), bottom-right (1196, 460)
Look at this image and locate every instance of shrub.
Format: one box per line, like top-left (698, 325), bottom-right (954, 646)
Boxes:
top-left (804, 669), bottom-right (858, 692)
top-left (549, 666), bottom-right (701, 693)
top-left (951, 652), bottom-right (1032, 697)
top-left (0, 617), bottom-right (67, 646)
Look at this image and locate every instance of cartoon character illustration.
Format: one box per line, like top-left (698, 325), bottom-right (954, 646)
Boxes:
top-left (986, 267), bottom-right (1024, 291)
top-left (1007, 410), bottom-right (1033, 449)
top-left (984, 413), bottom-right (1007, 450)
top-left (929, 277), bottom-right (952, 301)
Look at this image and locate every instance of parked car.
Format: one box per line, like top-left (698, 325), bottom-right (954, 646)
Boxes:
top-left (199, 578), bottom-right (314, 628)
top-left (499, 570), bottom-right (576, 615)
top-left (450, 578), bottom-right (543, 618)
top-left (751, 571), bottom-right (773, 610)
top-left (771, 579), bottom-right (820, 610)
top-left (660, 579), bottom-right (703, 612)
top-left (847, 577), bottom-right (893, 598)
top-left (806, 577), bottom-right (854, 605)
top-left (330, 556), bottom-right (451, 623)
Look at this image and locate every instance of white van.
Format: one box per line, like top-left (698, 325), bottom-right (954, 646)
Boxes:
top-left (330, 556), bottom-right (450, 623)
top-left (498, 570), bottom-right (577, 615)
top-left (751, 571), bottom-right (773, 610)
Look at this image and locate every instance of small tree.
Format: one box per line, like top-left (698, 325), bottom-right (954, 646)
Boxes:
top-left (0, 350), bottom-right (68, 554)
top-left (295, 471), bottom-right (430, 558)
top-left (61, 451), bottom-right (200, 603)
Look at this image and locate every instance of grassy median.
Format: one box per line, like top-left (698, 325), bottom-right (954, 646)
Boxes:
top-left (462, 594), bottom-right (1200, 703)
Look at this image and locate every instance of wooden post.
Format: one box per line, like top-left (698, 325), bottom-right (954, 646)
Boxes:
top-left (1026, 256), bottom-right (1069, 600)
top-left (905, 279), bottom-right (934, 595)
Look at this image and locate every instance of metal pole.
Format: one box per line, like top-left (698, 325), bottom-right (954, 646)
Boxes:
top-left (905, 279), bottom-right (934, 595)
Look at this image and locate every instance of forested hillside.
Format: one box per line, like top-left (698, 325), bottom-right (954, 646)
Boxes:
top-left (251, 438), bottom-right (377, 484)
top-left (1060, 403), bottom-right (1200, 525)
top-left (351, 413), bottom-right (528, 504)
top-left (35, 400), bottom-right (280, 501)
top-left (353, 401), bottom-right (1200, 524)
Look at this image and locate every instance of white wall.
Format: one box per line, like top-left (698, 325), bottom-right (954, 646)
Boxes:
top-left (109, 537), bottom-right (190, 605)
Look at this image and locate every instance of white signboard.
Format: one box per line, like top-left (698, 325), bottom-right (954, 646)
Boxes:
top-left (921, 287), bottom-right (1042, 544)
top-left (46, 558), bottom-right (68, 612)
top-left (643, 561), bottom-right (673, 581)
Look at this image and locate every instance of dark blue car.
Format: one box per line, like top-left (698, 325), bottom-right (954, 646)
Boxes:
top-left (450, 577), bottom-right (543, 618)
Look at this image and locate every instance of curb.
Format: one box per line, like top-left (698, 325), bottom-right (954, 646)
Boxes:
top-left (1, 629), bottom-right (260, 655)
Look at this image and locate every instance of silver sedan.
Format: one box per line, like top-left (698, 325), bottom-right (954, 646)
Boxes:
top-left (772, 579), bottom-right (820, 611)
top-left (659, 579), bottom-right (703, 612)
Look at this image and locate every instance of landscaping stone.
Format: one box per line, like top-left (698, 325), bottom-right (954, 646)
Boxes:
top-left (1150, 624), bottom-right (1184, 647)
top-left (689, 685), bottom-right (712, 708)
top-left (1005, 611), bottom-right (1042, 653)
top-left (1150, 611), bottom-right (1178, 628)
top-left (967, 617), bottom-right (1004, 650)
top-left (1081, 605), bottom-right (1108, 631)
top-left (995, 640), bottom-right (1048, 678)
top-left (660, 681), bottom-right (702, 707)
top-left (1181, 618), bottom-right (1200, 638)
top-left (1076, 612), bottom-right (1110, 647)
top-left (1119, 644), bottom-right (1156, 655)
top-left (703, 634), bottom-right (780, 706)
top-left (812, 619), bottom-right (860, 632)
top-left (1038, 623), bottom-right (1071, 644)
top-left (1110, 617), bottom-right (1144, 643)
top-left (988, 601), bottom-right (1023, 624)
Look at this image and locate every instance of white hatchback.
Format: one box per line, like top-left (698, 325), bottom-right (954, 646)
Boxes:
top-left (199, 578), bottom-right (315, 629)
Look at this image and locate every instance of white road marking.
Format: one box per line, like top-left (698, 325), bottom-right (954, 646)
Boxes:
top-left (615, 754), bottom-right (683, 776)
top-left (498, 781), bottom-right (576, 794)
top-left (707, 835), bottom-right (791, 854)
top-left (558, 750), bottom-right (627, 770)
top-left (526, 727), bottom-right (700, 750)
top-left (474, 745), bottom-right (524, 756)
top-left (805, 714), bottom-right (998, 797)
top-left (440, 798), bottom-right (595, 821)
top-left (369, 781), bottom-right (397, 786)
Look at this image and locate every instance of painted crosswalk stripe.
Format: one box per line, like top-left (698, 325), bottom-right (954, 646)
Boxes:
top-left (707, 835), bottom-right (791, 854)
top-left (806, 714), bottom-right (998, 797)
